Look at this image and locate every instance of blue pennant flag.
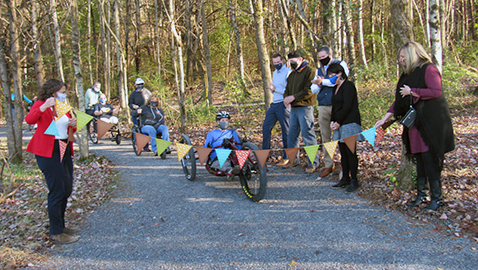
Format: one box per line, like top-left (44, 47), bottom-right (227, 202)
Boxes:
top-left (44, 120), bottom-right (60, 136)
top-left (361, 127), bottom-right (376, 147)
top-left (215, 149), bottom-right (232, 168)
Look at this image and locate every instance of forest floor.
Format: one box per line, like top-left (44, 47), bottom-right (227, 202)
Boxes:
top-left (1, 83), bottom-right (478, 268)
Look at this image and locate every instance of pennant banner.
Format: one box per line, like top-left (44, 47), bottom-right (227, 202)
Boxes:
top-left (176, 143), bottom-right (193, 162)
top-left (135, 132), bottom-right (152, 154)
top-left (55, 99), bottom-right (73, 120)
top-left (375, 127), bottom-right (386, 147)
top-left (235, 150), bottom-right (251, 169)
top-left (324, 140), bottom-right (338, 161)
top-left (284, 148), bottom-right (300, 167)
top-left (303, 145), bottom-right (319, 165)
top-left (156, 139), bottom-right (172, 155)
top-left (361, 127), bottom-right (376, 147)
top-left (76, 111), bottom-right (94, 131)
top-left (197, 147), bottom-right (212, 165)
top-left (215, 149), bottom-right (232, 168)
top-left (59, 140), bottom-right (68, 162)
top-left (343, 134), bottom-right (358, 153)
top-left (96, 119), bottom-right (114, 140)
top-left (255, 149), bottom-right (270, 168)
top-left (44, 120), bottom-right (60, 136)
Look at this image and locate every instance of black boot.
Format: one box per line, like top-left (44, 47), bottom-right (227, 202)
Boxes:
top-left (407, 177), bottom-right (427, 208)
top-left (331, 177), bottom-right (350, 189)
top-left (424, 179), bottom-right (443, 212)
top-left (345, 179), bottom-right (358, 193)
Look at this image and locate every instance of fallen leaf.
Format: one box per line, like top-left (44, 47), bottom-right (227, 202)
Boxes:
top-left (288, 260), bottom-right (297, 267)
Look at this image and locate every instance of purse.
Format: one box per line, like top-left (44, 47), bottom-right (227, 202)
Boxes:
top-left (399, 93), bottom-right (416, 129)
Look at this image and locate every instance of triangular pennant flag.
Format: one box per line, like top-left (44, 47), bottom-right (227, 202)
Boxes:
top-left (55, 99), bottom-right (73, 120)
top-left (324, 140), bottom-right (338, 160)
top-left (176, 143), bottom-right (193, 162)
top-left (343, 135), bottom-right (358, 153)
top-left (68, 127), bottom-right (76, 142)
top-left (135, 132), bottom-right (152, 153)
top-left (59, 140), bottom-right (68, 162)
top-left (155, 139), bottom-right (171, 155)
top-left (197, 147), bottom-right (212, 165)
top-left (284, 148), bottom-right (300, 167)
top-left (361, 127), bottom-right (377, 147)
top-left (255, 149), bottom-right (270, 168)
top-left (215, 149), bottom-right (232, 168)
top-left (76, 111), bottom-right (94, 131)
top-left (44, 120), bottom-right (60, 136)
top-left (235, 150), bottom-right (251, 169)
top-left (375, 127), bottom-right (386, 146)
top-left (303, 144), bottom-right (320, 165)
top-left (96, 119), bottom-right (114, 140)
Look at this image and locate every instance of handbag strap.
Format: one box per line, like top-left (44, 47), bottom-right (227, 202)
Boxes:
top-left (409, 93), bottom-right (413, 108)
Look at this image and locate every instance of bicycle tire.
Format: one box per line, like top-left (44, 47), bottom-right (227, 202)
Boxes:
top-left (131, 126), bottom-right (142, 156)
top-left (239, 142), bottom-right (267, 202)
top-left (179, 134), bottom-right (196, 181)
top-left (88, 119), bottom-right (99, 144)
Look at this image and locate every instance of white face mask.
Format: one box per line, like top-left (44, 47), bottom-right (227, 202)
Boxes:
top-left (94, 87), bottom-right (101, 92)
top-left (56, 92), bottom-right (67, 102)
top-left (219, 121), bottom-right (229, 130)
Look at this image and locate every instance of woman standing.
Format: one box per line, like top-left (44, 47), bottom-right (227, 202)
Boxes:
top-left (375, 42), bottom-right (454, 211)
top-left (25, 79), bottom-right (79, 244)
top-left (328, 63), bottom-right (364, 193)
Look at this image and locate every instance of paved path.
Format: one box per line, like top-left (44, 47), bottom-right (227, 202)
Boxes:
top-left (6, 126), bottom-right (478, 269)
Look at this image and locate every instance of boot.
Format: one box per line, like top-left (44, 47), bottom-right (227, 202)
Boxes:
top-left (331, 177), bottom-right (350, 189)
top-left (345, 179), bottom-right (359, 193)
top-left (407, 177), bottom-right (427, 208)
top-left (424, 179), bottom-right (443, 212)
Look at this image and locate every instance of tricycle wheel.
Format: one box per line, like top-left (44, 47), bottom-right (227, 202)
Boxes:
top-left (179, 134), bottom-right (196, 181)
top-left (239, 142), bottom-right (267, 202)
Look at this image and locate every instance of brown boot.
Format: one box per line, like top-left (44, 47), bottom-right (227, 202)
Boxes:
top-left (319, 167), bottom-right (334, 177)
top-left (64, 226), bottom-right (81, 235)
top-left (51, 233), bottom-right (79, 244)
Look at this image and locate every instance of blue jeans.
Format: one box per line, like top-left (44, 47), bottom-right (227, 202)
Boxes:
top-left (287, 106), bottom-right (319, 166)
top-left (36, 141), bottom-right (73, 235)
top-left (141, 124), bottom-right (170, 153)
top-left (262, 102), bottom-right (290, 158)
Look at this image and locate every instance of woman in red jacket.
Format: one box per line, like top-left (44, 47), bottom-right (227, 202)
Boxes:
top-left (25, 79), bottom-right (79, 244)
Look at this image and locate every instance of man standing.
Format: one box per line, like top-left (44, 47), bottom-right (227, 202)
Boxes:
top-left (128, 78), bottom-right (152, 126)
top-left (311, 46), bottom-right (349, 177)
top-left (262, 53), bottom-right (292, 166)
top-left (283, 50), bottom-right (320, 173)
top-left (85, 82), bottom-right (102, 116)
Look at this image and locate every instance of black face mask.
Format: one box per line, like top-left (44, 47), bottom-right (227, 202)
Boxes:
top-left (150, 102), bottom-right (158, 107)
top-left (290, 62), bottom-right (298, 70)
top-left (319, 56), bottom-right (331, 66)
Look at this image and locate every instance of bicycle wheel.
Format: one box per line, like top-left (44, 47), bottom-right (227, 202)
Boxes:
top-left (179, 134), bottom-right (196, 181)
top-left (88, 119), bottom-right (99, 144)
top-left (131, 126), bottom-right (142, 156)
top-left (239, 142), bottom-right (267, 202)
top-left (115, 128), bottom-right (121, 145)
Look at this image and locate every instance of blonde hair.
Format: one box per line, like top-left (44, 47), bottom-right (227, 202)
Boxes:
top-left (397, 41), bottom-right (432, 74)
top-left (146, 94), bottom-right (159, 105)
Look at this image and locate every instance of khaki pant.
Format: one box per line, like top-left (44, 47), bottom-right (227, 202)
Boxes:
top-left (318, 105), bottom-right (334, 168)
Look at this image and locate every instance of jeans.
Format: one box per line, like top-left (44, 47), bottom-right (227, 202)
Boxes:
top-left (36, 141), bottom-right (73, 235)
top-left (287, 106), bottom-right (319, 166)
top-left (141, 124), bottom-right (170, 153)
top-left (318, 105), bottom-right (334, 168)
top-left (262, 102), bottom-right (290, 158)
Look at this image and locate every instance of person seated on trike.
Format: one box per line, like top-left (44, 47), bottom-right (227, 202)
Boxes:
top-left (131, 95), bottom-right (170, 156)
top-left (205, 111), bottom-right (242, 175)
top-left (94, 94), bottom-right (119, 124)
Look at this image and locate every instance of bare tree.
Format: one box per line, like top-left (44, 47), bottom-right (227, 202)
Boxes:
top-left (391, 0), bottom-right (414, 49)
top-left (31, 0), bottom-right (45, 87)
top-left (201, 0), bottom-right (213, 105)
top-left (358, 0), bottom-right (368, 68)
top-left (114, 0), bottom-right (128, 108)
top-left (229, 0), bottom-right (246, 89)
top-left (0, 34), bottom-right (16, 161)
top-left (429, 0), bottom-right (442, 73)
top-left (50, 0), bottom-right (64, 81)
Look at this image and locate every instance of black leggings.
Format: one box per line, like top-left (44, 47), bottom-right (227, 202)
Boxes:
top-left (339, 142), bottom-right (358, 180)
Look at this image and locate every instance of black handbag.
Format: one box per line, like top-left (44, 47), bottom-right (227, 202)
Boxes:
top-left (400, 94), bottom-right (416, 128)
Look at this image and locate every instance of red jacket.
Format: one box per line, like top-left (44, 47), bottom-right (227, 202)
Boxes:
top-left (25, 100), bottom-right (76, 158)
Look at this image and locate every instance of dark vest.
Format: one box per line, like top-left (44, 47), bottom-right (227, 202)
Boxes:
top-left (394, 63), bottom-right (429, 119)
top-left (316, 59), bottom-right (341, 106)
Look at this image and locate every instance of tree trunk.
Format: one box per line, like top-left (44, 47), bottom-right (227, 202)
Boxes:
top-left (429, 0), bottom-right (442, 73)
top-left (229, 0), bottom-right (246, 91)
top-left (99, 0), bottom-right (108, 98)
top-left (185, 0), bottom-right (193, 85)
top-left (134, 0), bottom-right (141, 72)
top-left (31, 0), bottom-right (45, 87)
top-left (250, 0), bottom-right (272, 109)
top-left (106, 0), bottom-right (112, 100)
top-left (50, 0), bottom-right (64, 81)
top-left (390, 0), bottom-right (414, 50)
top-left (87, 0), bottom-right (93, 86)
top-left (201, 0), bottom-right (213, 106)
top-left (114, 0), bottom-right (127, 109)
top-left (321, 0), bottom-right (332, 45)
top-left (154, 0), bottom-right (162, 79)
top-left (279, 0), bottom-right (297, 50)
top-left (342, 0), bottom-right (356, 80)
top-left (71, 0), bottom-right (89, 158)
top-left (0, 35), bottom-right (16, 161)
top-left (358, 0), bottom-right (368, 69)
top-left (293, 0), bottom-right (319, 66)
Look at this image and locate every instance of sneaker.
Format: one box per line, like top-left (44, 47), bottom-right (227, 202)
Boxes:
top-left (345, 180), bottom-right (359, 193)
top-left (51, 233), bottom-right (79, 244)
top-left (423, 200), bottom-right (443, 212)
top-left (305, 166), bottom-right (317, 173)
top-left (319, 167), bottom-right (334, 177)
top-left (166, 148), bottom-right (171, 154)
top-left (63, 226), bottom-right (80, 235)
top-left (143, 147), bottom-right (152, 152)
top-left (277, 159), bottom-right (290, 167)
top-left (331, 178), bottom-right (350, 189)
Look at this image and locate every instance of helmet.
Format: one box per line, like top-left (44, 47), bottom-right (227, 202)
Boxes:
top-left (216, 111), bottom-right (230, 121)
top-left (135, 78), bottom-right (145, 85)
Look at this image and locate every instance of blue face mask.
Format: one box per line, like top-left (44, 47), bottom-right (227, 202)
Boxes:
top-left (99, 98), bottom-right (106, 104)
top-left (328, 75), bottom-right (338, 85)
top-left (56, 92), bottom-right (67, 102)
top-left (273, 63), bottom-right (283, 70)
top-left (137, 84), bottom-right (144, 90)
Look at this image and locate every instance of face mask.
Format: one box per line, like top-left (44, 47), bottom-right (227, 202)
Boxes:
top-left (99, 98), bottom-right (106, 104)
top-left (137, 84), bottom-right (144, 90)
top-left (290, 62), bottom-right (298, 70)
top-left (150, 101), bottom-right (158, 107)
top-left (94, 87), bottom-right (100, 92)
top-left (328, 75), bottom-right (338, 85)
top-left (273, 63), bottom-right (283, 70)
top-left (56, 92), bottom-right (67, 102)
top-left (319, 56), bottom-right (331, 66)
top-left (219, 121), bottom-right (229, 130)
